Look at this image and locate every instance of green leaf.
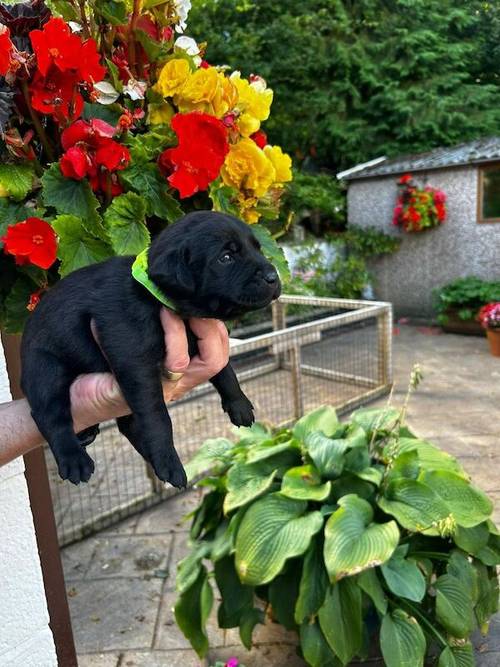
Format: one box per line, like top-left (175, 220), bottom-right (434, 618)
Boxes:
top-left (318, 579), bottom-right (362, 664)
top-left (94, 0), bottom-right (127, 25)
top-left (268, 561), bottom-right (301, 630)
top-left (174, 566), bottom-right (213, 658)
top-left (46, 0), bottom-right (79, 20)
top-left (293, 406), bottom-right (339, 442)
top-left (393, 438), bottom-right (466, 477)
top-left (305, 432), bottom-right (348, 479)
top-left (184, 437), bottom-right (234, 481)
top-left (420, 470), bottom-right (493, 528)
top-left (176, 541), bottom-right (211, 595)
top-left (239, 607), bottom-right (264, 650)
top-left (120, 163), bottom-right (183, 222)
top-left (295, 535), bottom-right (329, 624)
top-left (214, 556), bottom-right (253, 628)
top-left (447, 551), bottom-right (478, 603)
top-left (135, 28), bottom-right (168, 61)
top-left (251, 224), bottom-right (290, 283)
top-left (82, 102), bottom-right (122, 126)
top-left (474, 561), bottom-right (499, 628)
top-left (42, 164), bottom-right (100, 226)
top-left (377, 478), bottom-right (451, 535)
top-left (0, 201), bottom-right (37, 237)
top-left (234, 422), bottom-right (272, 446)
top-left (52, 215), bottom-right (112, 277)
top-left (380, 609), bottom-right (426, 667)
top-left (381, 546), bottom-right (426, 602)
top-left (351, 406), bottom-right (400, 435)
top-left (385, 449), bottom-right (420, 484)
top-left (224, 462), bottom-right (277, 513)
top-left (357, 568), bottom-right (388, 615)
top-left (245, 436), bottom-right (299, 464)
top-left (281, 464), bottom-right (331, 501)
top-left (435, 574), bottom-right (475, 638)
top-left (0, 163), bottom-right (35, 201)
top-left (324, 494), bottom-right (399, 581)
top-left (235, 493), bottom-right (323, 585)
top-left (476, 533), bottom-right (500, 566)
top-left (4, 275), bottom-right (35, 334)
top-left (354, 466), bottom-right (383, 486)
top-left (300, 622), bottom-right (342, 667)
top-left (103, 192), bottom-right (150, 255)
top-left (209, 181), bottom-right (241, 218)
top-left (438, 644), bottom-right (475, 667)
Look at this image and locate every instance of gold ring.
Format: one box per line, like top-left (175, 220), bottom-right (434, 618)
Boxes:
top-left (163, 369), bottom-right (185, 382)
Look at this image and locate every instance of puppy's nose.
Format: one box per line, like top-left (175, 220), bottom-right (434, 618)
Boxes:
top-left (264, 269), bottom-right (279, 285)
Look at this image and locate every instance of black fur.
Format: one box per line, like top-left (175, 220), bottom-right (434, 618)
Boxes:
top-left (21, 212), bottom-right (281, 487)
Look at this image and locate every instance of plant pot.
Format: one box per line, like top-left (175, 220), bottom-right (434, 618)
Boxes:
top-left (440, 309), bottom-right (484, 336)
top-left (486, 328), bottom-right (500, 356)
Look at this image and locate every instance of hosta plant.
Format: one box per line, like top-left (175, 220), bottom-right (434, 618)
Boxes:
top-left (175, 403), bottom-right (499, 666)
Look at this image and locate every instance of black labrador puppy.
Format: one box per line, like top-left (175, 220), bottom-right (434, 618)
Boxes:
top-left (21, 211), bottom-right (281, 488)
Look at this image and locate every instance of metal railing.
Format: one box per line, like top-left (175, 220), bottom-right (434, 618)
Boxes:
top-left (47, 295), bottom-right (393, 545)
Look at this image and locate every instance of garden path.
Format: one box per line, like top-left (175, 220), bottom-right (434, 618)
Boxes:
top-left (63, 324), bottom-right (500, 667)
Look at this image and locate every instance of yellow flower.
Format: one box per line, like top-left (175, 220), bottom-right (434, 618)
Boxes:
top-left (147, 100), bottom-right (174, 126)
top-left (221, 138), bottom-right (276, 198)
top-left (153, 58), bottom-right (191, 98)
top-left (264, 145), bottom-right (292, 183)
top-left (231, 72), bottom-right (273, 136)
top-left (177, 67), bottom-right (237, 118)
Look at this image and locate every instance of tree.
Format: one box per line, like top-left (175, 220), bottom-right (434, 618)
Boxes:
top-left (190, 0), bottom-right (500, 171)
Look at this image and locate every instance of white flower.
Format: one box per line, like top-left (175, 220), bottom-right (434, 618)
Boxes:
top-left (94, 81), bottom-right (120, 105)
top-left (124, 79), bottom-right (147, 101)
top-left (173, 0), bottom-right (192, 33)
top-left (68, 21), bottom-right (83, 33)
top-left (174, 35), bottom-right (201, 66)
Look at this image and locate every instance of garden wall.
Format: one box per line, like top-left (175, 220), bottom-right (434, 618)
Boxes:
top-left (347, 165), bottom-right (500, 317)
top-left (0, 345), bottom-right (57, 666)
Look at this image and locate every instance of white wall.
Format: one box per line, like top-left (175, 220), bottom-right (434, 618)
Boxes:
top-left (0, 344), bottom-right (57, 666)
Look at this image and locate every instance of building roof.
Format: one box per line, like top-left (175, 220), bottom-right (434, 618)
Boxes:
top-left (338, 137), bottom-right (500, 181)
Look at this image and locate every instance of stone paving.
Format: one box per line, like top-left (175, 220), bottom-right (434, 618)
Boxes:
top-left (62, 324), bottom-right (500, 667)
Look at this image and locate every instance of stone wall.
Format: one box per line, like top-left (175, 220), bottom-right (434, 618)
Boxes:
top-left (0, 344), bottom-right (57, 666)
top-left (347, 165), bottom-right (500, 317)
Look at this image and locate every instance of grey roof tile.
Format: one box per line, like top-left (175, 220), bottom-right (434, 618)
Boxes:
top-left (340, 137), bottom-right (500, 181)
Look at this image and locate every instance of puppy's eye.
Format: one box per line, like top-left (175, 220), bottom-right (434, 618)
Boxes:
top-left (219, 252), bottom-right (234, 264)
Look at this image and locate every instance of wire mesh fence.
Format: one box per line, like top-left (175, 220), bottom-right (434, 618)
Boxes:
top-left (47, 295), bottom-right (392, 546)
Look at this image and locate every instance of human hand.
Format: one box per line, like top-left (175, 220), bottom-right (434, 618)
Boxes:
top-left (70, 308), bottom-right (229, 432)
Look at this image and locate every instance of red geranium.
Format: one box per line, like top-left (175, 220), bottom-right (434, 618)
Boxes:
top-left (399, 173), bottom-right (413, 185)
top-left (393, 175), bottom-right (447, 232)
top-left (0, 24), bottom-right (14, 77)
top-left (159, 112), bottom-right (229, 198)
top-left (1, 217), bottom-right (57, 269)
top-left (250, 129), bottom-right (267, 149)
top-left (59, 119), bottom-right (130, 192)
top-left (30, 69), bottom-right (84, 122)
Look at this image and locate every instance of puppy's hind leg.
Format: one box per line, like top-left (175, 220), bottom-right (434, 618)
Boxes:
top-left (22, 352), bottom-right (95, 484)
top-left (210, 363), bottom-right (255, 427)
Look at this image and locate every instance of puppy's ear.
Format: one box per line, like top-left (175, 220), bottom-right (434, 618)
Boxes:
top-left (148, 243), bottom-right (195, 295)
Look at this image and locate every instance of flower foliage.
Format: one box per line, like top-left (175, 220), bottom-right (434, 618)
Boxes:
top-left (174, 404), bottom-right (500, 666)
top-left (478, 302), bottom-right (500, 330)
top-left (393, 173), bottom-right (447, 233)
top-left (0, 0), bottom-right (291, 333)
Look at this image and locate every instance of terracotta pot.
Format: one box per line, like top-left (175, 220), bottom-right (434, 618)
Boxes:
top-left (486, 328), bottom-right (500, 357)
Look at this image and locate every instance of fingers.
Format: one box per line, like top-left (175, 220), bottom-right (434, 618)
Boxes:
top-left (161, 308), bottom-right (190, 373)
top-left (70, 372), bottom-right (130, 432)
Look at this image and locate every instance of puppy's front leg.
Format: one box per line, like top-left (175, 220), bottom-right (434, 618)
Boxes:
top-left (210, 363), bottom-right (255, 428)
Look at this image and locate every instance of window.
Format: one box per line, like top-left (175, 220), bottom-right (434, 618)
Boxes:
top-left (478, 164), bottom-right (500, 223)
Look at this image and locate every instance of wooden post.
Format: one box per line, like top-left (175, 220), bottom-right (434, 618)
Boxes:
top-left (2, 333), bottom-right (77, 667)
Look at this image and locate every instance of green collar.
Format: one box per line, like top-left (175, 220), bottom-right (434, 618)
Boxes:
top-left (131, 248), bottom-right (178, 312)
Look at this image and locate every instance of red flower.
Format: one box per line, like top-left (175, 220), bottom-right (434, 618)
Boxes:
top-left (30, 69), bottom-right (84, 122)
top-left (1, 217), bottom-right (57, 269)
top-left (27, 289), bottom-right (43, 312)
top-left (200, 60), bottom-right (211, 69)
top-left (30, 17), bottom-right (105, 83)
top-left (0, 25), bottom-right (14, 77)
top-left (399, 173), bottom-right (413, 185)
top-left (59, 119), bottom-right (130, 190)
top-left (250, 130), bottom-right (268, 149)
top-left (159, 112), bottom-right (229, 198)
top-left (89, 171), bottom-right (124, 196)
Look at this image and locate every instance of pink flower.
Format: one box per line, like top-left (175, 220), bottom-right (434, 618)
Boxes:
top-left (225, 659), bottom-right (239, 667)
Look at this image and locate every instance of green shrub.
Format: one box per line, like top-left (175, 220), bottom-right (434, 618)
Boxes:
top-left (175, 402), bottom-right (499, 666)
top-left (434, 276), bottom-right (500, 324)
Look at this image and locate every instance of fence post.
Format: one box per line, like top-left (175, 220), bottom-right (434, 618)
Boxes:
top-left (289, 343), bottom-right (304, 419)
top-left (377, 306), bottom-right (393, 387)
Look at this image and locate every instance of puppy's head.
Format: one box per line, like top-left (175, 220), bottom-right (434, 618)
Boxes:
top-left (147, 211), bottom-right (282, 319)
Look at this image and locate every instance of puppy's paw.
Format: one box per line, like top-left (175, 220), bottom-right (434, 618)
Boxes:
top-left (225, 397), bottom-right (255, 428)
top-left (57, 448), bottom-right (95, 485)
top-left (151, 451), bottom-right (187, 489)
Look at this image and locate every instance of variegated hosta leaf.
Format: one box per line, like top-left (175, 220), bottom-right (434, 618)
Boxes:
top-left (235, 493), bottom-right (324, 585)
top-left (377, 478), bottom-right (451, 535)
top-left (324, 494), bottom-right (399, 581)
top-left (293, 405), bottom-right (339, 442)
top-left (223, 462), bottom-right (277, 514)
top-left (380, 609), bottom-right (426, 667)
top-left (419, 470), bottom-right (493, 528)
top-left (281, 464), bottom-right (332, 501)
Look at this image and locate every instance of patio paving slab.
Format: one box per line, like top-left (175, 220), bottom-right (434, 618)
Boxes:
top-left (64, 324), bottom-right (500, 666)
